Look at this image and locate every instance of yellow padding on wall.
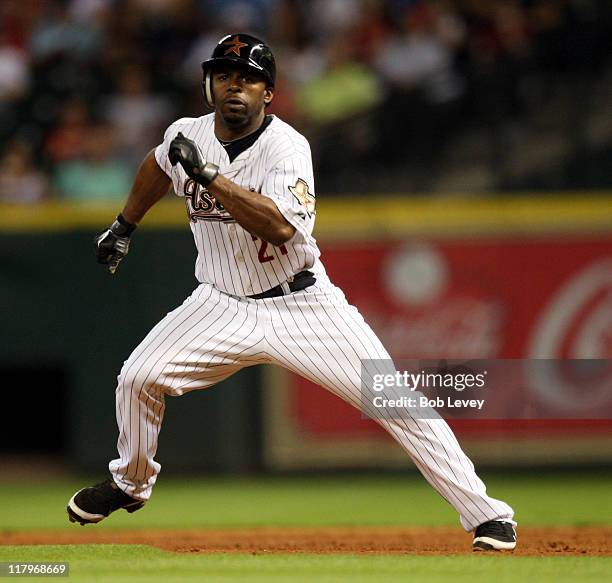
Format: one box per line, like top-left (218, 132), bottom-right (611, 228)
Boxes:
top-left (1, 194), bottom-right (611, 237)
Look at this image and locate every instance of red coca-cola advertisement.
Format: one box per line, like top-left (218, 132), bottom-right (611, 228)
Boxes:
top-left (264, 235), bottom-right (612, 468)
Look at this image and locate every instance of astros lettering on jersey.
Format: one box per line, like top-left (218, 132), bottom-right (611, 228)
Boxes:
top-left (155, 114), bottom-right (319, 296)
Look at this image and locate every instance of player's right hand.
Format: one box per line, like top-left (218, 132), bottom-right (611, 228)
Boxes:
top-left (169, 132), bottom-right (219, 187)
top-left (95, 215), bottom-right (137, 275)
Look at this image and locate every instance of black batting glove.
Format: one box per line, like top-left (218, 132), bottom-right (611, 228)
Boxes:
top-left (169, 132), bottom-right (219, 187)
top-left (94, 214), bottom-right (137, 275)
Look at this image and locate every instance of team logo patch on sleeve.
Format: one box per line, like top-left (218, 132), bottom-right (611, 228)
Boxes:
top-left (289, 178), bottom-right (316, 217)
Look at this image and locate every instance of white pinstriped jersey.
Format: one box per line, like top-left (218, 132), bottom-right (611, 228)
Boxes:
top-left (154, 113), bottom-right (322, 296)
top-left (110, 117), bottom-right (516, 533)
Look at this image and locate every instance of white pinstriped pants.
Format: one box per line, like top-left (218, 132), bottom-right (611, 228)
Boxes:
top-left (109, 276), bottom-right (514, 532)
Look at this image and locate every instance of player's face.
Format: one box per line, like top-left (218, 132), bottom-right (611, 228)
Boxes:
top-left (212, 65), bottom-right (273, 129)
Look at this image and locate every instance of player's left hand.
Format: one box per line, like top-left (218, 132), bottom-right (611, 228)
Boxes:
top-left (169, 133), bottom-right (219, 187)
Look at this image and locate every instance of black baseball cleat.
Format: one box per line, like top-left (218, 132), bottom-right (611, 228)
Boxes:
top-left (473, 520), bottom-right (517, 551)
top-left (67, 478), bottom-right (145, 525)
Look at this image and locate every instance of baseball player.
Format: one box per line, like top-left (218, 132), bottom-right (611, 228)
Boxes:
top-left (66, 33), bottom-right (516, 551)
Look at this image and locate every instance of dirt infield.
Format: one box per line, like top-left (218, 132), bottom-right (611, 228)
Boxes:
top-left (1, 526), bottom-right (610, 555)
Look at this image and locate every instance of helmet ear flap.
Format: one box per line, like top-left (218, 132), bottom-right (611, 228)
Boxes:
top-left (202, 69), bottom-right (214, 108)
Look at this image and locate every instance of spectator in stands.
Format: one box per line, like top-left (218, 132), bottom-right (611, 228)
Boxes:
top-left (295, 34), bottom-right (385, 182)
top-left (0, 26), bottom-right (30, 144)
top-left (296, 36), bottom-right (384, 125)
top-left (54, 122), bottom-right (132, 201)
top-left (373, 3), bottom-right (464, 106)
top-left (369, 2), bottom-right (465, 185)
top-left (0, 0), bottom-right (611, 195)
top-left (103, 67), bottom-right (173, 169)
top-left (0, 142), bottom-right (48, 204)
top-left (0, 27), bottom-right (29, 103)
top-left (29, 0), bottom-right (101, 63)
top-left (350, 0), bottom-right (394, 65)
top-left (68, 0), bottom-right (114, 24)
top-left (44, 97), bottom-right (92, 165)
top-left (308, 0), bottom-right (361, 41)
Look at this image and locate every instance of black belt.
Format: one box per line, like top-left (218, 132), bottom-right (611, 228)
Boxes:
top-left (248, 271), bottom-right (316, 299)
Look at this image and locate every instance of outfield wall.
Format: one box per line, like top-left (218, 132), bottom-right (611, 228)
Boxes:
top-left (1, 195), bottom-right (611, 471)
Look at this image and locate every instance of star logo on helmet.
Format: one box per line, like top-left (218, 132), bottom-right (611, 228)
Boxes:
top-left (289, 178), bottom-right (316, 217)
top-left (223, 36), bottom-right (249, 57)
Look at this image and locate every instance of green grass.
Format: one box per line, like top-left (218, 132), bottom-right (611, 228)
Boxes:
top-left (0, 545), bottom-right (610, 583)
top-left (0, 471), bottom-right (610, 530)
top-left (0, 471), bottom-right (610, 581)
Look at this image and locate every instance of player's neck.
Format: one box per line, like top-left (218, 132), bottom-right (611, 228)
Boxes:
top-left (214, 111), bottom-right (266, 143)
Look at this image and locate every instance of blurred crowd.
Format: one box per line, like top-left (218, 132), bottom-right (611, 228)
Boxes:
top-left (1, 0), bottom-right (612, 202)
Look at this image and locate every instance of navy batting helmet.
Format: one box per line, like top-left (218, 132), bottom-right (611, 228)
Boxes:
top-left (201, 33), bottom-right (276, 108)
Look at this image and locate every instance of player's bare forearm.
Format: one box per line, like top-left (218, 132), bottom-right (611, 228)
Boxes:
top-left (207, 174), bottom-right (295, 246)
top-left (121, 150), bottom-right (172, 224)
